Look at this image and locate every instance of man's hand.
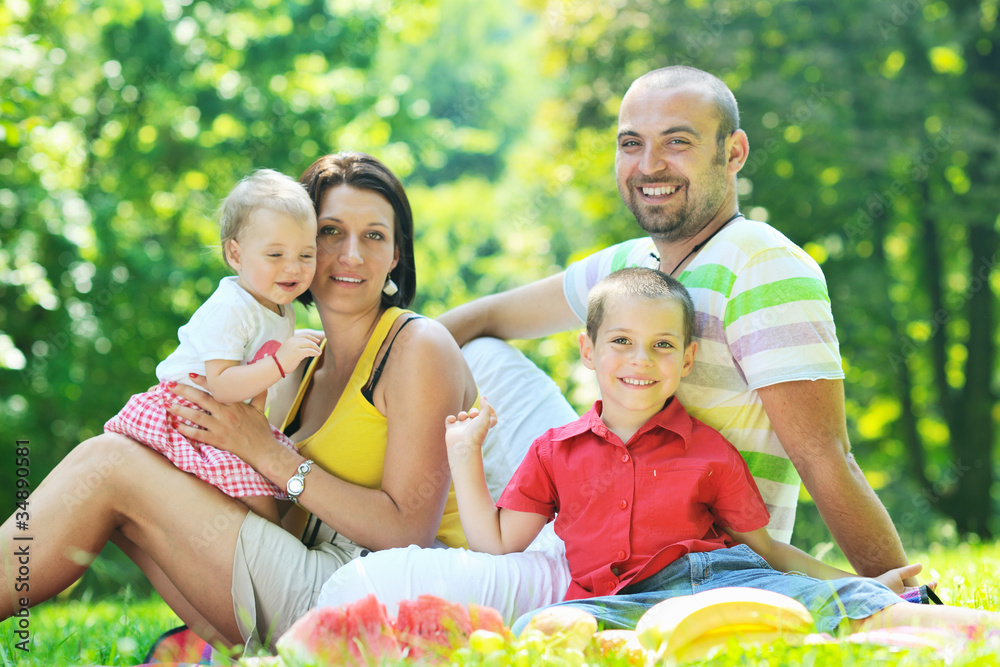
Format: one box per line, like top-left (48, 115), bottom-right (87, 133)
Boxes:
top-left (873, 563), bottom-right (923, 594)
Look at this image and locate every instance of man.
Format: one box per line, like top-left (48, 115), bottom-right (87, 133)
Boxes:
top-left (438, 66), bottom-right (912, 581)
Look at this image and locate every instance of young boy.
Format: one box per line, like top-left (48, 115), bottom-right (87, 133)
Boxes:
top-left (445, 267), bottom-right (997, 635)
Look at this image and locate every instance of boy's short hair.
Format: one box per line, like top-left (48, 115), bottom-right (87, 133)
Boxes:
top-left (219, 169), bottom-right (316, 270)
top-left (586, 268), bottom-right (696, 345)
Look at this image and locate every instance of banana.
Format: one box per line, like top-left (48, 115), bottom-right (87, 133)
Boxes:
top-left (635, 587), bottom-right (815, 660)
top-left (672, 627), bottom-right (799, 663)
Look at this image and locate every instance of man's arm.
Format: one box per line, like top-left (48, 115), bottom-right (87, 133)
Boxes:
top-left (437, 273), bottom-right (580, 346)
top-left (757, 378), bottom-right (915, 584)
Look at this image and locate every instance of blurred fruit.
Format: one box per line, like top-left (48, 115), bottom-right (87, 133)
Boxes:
top-left (593, 629), bottom-right (647, 665)
top-left (469, 629), bottom-right (508, 654)
top-left (522, 606), bottom-right (599, 651)
top-left (276, 594), bottom-right (399, 667)
top-left (635, 587), bottom-right (814, 661)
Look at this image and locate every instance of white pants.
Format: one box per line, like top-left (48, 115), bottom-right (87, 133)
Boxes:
top-left (315, 338), bottom-right (576, 624)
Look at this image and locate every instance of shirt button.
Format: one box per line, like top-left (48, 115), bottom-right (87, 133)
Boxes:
top-left (607, 582), bottom-right (616, 592)
top-left (621, 454), bottom-right (630, 463)
top-left (617, 550), bottom-right (626, 560)
top-left (619, 500), bottom-right (628, 510)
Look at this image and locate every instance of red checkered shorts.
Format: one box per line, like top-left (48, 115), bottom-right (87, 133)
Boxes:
top-left (104, 381), bottom-right (296, 499)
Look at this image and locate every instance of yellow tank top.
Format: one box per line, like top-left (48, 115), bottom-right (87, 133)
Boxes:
top-left (281, 307), bottom-right (468, 549)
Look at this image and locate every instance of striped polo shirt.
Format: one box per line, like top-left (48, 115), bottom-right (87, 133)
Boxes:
top-left (563, 218), bottom-right (844, 543)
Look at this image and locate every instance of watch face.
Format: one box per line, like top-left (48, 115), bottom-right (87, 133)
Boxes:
top-left (287, 477), bottom-right (305, 496)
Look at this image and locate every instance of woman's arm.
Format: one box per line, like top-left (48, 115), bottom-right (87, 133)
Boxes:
top-left (168, 318), bottom-right (476, 551)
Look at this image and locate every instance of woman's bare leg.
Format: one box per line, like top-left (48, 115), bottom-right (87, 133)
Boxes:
top-left (111, 531), bottom-right (227, 646)
top-left (855, 601), bottom-right (1000, 632)
top-left (0, 433), bottom-right (249, 644)
top-left (240, 495), bottom-right (281, 525)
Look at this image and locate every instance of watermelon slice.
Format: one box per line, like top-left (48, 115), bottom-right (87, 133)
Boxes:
top-left (276, 594), bottom-right (400, 667)
top-left (468, 603), bottom-right (508, 636)
top-left (395, 595), bottom-right (476, 660)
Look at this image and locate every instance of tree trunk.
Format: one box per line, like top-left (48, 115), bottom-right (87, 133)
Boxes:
top-left (943, 225), bottom-right (996, 537)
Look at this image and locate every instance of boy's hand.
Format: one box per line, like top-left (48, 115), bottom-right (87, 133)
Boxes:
top-left (445, 396), bottom-right (497, 463)
top-left (873, 562), bottom-right (923, 594)
top-left (275, 332), bottom-right (323, 373)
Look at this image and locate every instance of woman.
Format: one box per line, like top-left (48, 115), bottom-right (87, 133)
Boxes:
top-left (0, 152), bottom-right (479, 651)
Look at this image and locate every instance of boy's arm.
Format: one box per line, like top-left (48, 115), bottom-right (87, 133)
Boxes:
top-left (725, 526), bottom-right (855, 581)
top-left (724, 526), bottom-right (920, 593)
top-left (445, 398), bottom-right (548, 554)
top-left (203, 333), bottom-right (322, 405)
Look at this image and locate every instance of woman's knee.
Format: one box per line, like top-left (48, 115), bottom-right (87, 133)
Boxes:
top-left (59, 434), bottom-right (153, 498)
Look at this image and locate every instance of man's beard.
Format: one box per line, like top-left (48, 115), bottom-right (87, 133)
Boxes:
top-left (620, 152), bottom-right (729, 243)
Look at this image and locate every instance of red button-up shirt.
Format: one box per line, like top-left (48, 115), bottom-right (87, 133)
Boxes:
top-left (498, 398), bottom-right (770, 600)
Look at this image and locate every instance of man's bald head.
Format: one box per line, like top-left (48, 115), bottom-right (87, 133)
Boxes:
top-left (628, 67), bottom-right (740, 154)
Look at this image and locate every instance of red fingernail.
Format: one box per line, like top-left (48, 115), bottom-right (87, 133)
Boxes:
top-left (188, 373), bottom-right (198, 379)
top-left (167, 381), bottom-right (177, 388)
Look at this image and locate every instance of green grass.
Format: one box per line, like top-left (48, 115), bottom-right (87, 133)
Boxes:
top-left (5, 541), bottom-right (1000, 666)
top-left (0, 589), bottom-right (182, 667)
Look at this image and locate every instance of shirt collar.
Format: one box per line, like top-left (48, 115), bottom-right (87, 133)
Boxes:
top-left (550, 397), bottom-right (694, 448)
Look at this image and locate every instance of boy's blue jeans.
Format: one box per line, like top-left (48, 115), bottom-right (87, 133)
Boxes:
top-left (512, 545), bottom-right (903, 636)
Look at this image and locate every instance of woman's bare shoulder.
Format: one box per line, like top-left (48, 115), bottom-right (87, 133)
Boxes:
top-left (383, 315), bottom-right (473, 389)
top-left (392, 314), bottom-right (463, 356)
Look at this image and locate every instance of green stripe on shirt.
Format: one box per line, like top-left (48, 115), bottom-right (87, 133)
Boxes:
top-left (741, 450), bottom-right (801, 485)
top-left (724, 277), bottom-right (829, 328)
top-left (611, 242), bottom-right (638, 273)
top-left (678, 263), bottom-right (737, 295)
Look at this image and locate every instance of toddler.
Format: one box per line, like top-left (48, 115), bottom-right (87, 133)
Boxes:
top-left (106, 169), bottom-right (321, 523)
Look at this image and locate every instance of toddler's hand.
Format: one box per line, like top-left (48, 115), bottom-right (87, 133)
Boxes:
top-left (275, 333), bottom-right (323, 373)
top-left (445, 396), bottom-right (497, 462)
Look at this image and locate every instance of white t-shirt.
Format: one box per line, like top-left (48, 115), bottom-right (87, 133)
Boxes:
top-left (563, 219), bottom-right (844, 543)
top-left (156, 276), bottom-right (295, 408)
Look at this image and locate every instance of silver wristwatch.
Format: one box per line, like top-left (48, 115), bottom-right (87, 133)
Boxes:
top-left (286, 459), bottom-right (313, 503)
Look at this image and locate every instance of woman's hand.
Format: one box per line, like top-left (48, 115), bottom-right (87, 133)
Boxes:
top-left (165, 381), bottom-right (272, 463)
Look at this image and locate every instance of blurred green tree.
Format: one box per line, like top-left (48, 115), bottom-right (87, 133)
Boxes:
top-left (2, 0), bottom-right (999, 585)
